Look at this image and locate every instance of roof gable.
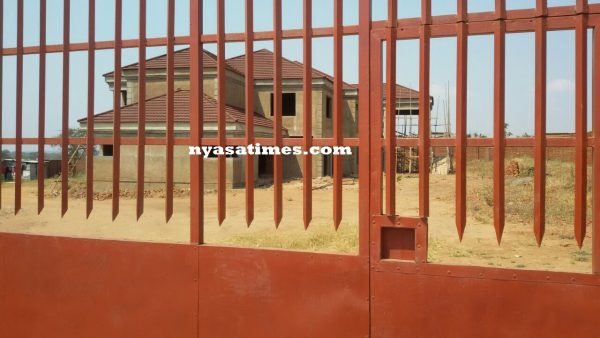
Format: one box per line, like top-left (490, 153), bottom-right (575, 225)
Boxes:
top-left (226, 49), bottom-right (332, 81)
top-left (104, 48), bottom-right (238, 77)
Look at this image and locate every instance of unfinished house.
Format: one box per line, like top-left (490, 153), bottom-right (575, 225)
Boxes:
top-left (78, 48), bottom-right (423, 188)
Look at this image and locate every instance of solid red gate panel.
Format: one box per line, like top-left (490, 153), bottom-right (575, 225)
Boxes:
top-left (0, 234), bottom-right (198, 338)
top-left (197, 246), bottom-right (370, 338)
top-left (371, 269), bottom-right (600, 338)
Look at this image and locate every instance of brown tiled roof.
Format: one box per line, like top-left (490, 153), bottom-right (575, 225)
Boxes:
top-left (386, 84), bottom-right (420, 100)
top-left (103, 48), bottom-right (422, 99)
top-left (225, 49), bottom-right (329, 80)
top-left (78, 90), bottom-right (275, 129)
top-left (226, 49), bottom-right (356, 90)
top-left (229, 50), bottom-right (421, 98)
top-left (104, 48), bottom-right (240, 77)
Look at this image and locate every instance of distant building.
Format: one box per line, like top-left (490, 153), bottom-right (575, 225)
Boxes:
top-left (78, 48), bottom-right (424, 188)
top-left (1, 159), bottom-right (61, 181)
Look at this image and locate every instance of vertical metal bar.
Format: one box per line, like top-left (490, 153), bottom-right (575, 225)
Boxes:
top-left (273, 0), bottom-right (283, 227)
top-left (574, 14), bottom-right (588, 248)
top-left (190, 0), bottom-right (204, 243)
top-left (15, 0), bottom-right (23, 214)
top-left (217, 0), bottom-right (226, 225)
top-left (61, 0), bottom-right (70, 217)
top-left (534, 7), bottom-right (547, 246)
top-left (136, 0), bottom-right (146, 220)
top-left (333, 0), bottom-right (343, 229)
top-left (493, 17), bottom-right (506, 243)
top-left (593, 24), bottom-right (600, 274)
top-left (418, 1), bottom-right (431, 218)
top-left (495, 0), bottom-right (506, 20)
top-left (38, 0), bottom-right (47, 214)
top-left (370, 35), bottom-right (384, 281)
top-left (358, 0), bottom-right (372, 257)
top-left (385, 0), bottom-right (397, 216)
top-left (217, 0), bottom-right (227, 225)
top-left (455, 0), bottom-right (467, 240)
top-left (303, 0), bottom-right (313, 229)
top-left (536, 0), bottom-right (547, 17)
top-left (165, 0), bottom-right (175, 222)
top-left (245, 0), bottom-right (255, 227)
top-left (422, 0), bottom-right (431, 24)
top-left (112, 0), bottom-right (121, 220)
top-left (85, 0), bottom-right (94, 218)
top-left (358, 0), bottom-right (372, 256)
top-left (576, 0), bottom-right (588, 14)
top-left (457, 0), bottom-right (467, 21)
top-left (370, 39), bottom-right (383, 218)
top-left (0, 0), bottom-right (3, 210)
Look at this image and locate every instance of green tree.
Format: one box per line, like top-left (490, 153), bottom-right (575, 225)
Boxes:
top-left (1, 149), bottom-right (12, 159)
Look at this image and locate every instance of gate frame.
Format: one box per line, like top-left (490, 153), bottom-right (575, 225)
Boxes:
top-left (1, 1), bottom-right (600, 337)
top-left (367, 1), bottom-right (600, 282)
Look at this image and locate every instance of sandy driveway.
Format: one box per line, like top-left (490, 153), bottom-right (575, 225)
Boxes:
top-left (0, 175), bottom-right (592, 273)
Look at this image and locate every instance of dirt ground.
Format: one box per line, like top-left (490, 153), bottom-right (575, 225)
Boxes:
top-left (0, 167), bottom-right (593, 274)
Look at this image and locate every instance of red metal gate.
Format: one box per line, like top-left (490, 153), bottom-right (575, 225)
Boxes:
top-left (1, 0), bottom-right (600, 337)
top-left (367, 3), bottom-right (600, 336)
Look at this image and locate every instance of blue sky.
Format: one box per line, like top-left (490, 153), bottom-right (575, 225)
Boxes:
top-left (1, 0), bottom-right (597, 147)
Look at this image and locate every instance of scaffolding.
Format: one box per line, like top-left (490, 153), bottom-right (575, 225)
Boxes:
top-left (395, 82), bottom-right (453, 174)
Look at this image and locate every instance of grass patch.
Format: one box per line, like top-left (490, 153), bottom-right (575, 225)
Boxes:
top-left (572, 250), bottom-right (590, 262)
top-left (466, 157), bottom-right (591, 228)
top-left (223, 224), bottom-right (358, 254)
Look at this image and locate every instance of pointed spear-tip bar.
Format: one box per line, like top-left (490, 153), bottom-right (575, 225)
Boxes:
top-left (0, 0), bottom-right (3, 210)
top-left (493, 17), bottom-right (506, 244)
top-left (85, 0), bottom-right (94, 219)
top-left (574, 13), bottom-right (587, 248)
top-left (61, 0), bottom-right (71, 218)
top-left (136, 0), bottom-right (147, 221)
top-left (38, 0), bottom-right (47, 215)
top-left (15, 0), bottom-right (24, 215)
top-left (273, 0), bottom-right (283, 228)
top-left (455, 17), bottom-right (467, 241)
top-left (333, 0), bottom-right (344, 230)
top-left (533, 13), bottom-right (547, 247)
top-left (165, 0), bottom-right (175, 223)
top-left (245, 0), bottom-right (255, 228)
top-left (217, 0), bottom-right (227, 226)
top-left (112, 0), bottom-right (123, 221)
top-left (303, 0), bottom-right (313, 230)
